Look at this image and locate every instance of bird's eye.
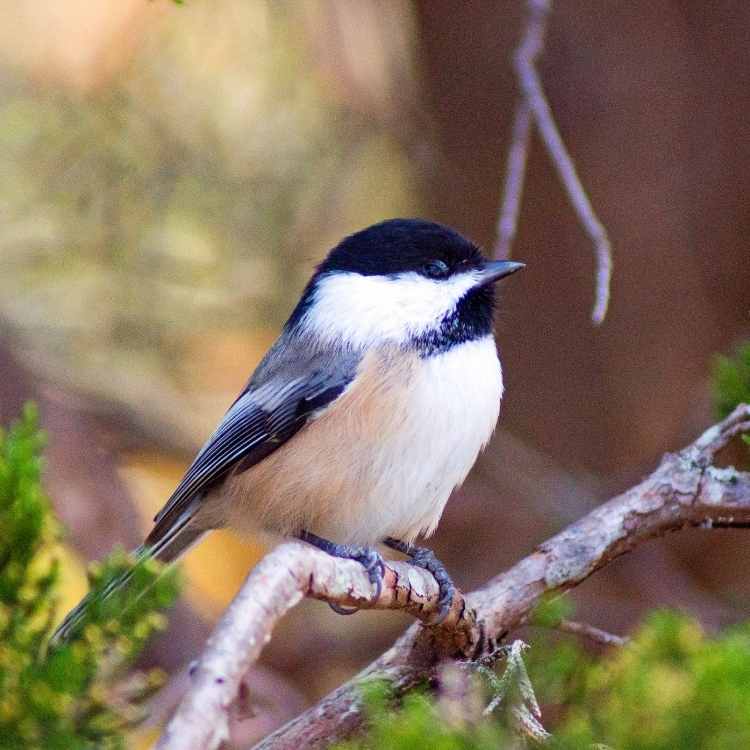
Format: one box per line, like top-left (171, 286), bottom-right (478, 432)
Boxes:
top-left (423, 259), bottom-right (450, 279)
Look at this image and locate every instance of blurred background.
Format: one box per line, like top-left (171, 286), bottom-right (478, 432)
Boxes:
top-left (1, 0), bottom-right (749, 746)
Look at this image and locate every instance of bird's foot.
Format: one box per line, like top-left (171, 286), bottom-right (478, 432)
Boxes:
top-left (298, 530), bottom-right (385, 615)
top-left (383, 537), bottom-right (455, 624)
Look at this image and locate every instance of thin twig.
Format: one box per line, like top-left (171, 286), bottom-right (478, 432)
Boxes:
top-left (513, 704), bottom-right (553, 744)
top-left (495, 0), bottom-right (613, 324)
top-left (493, 0), bottom-right (546, 262)
top-left (557, 619), bottom-right (629, 647)
top-left (494, 101), bottom-right (532, 261)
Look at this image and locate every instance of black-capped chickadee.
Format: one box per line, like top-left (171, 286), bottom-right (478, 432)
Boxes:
top-left (53, 218), bottom-right (523, 642)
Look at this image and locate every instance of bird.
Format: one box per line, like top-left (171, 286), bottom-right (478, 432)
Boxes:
top-left (52, 218), bottom-right (524, 643)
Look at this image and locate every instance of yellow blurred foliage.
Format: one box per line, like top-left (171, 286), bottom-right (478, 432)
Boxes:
top-left (49, 544), bottom-right (89, 630)
top-left (128, 724), bottom-right (161, 750)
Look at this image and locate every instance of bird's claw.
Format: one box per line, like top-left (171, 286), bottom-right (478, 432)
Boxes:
top-left (298, 531), bottom-right (385, 615)
top-left (327, 546), bottom-right (385, 615)
top-left (383, 537), bottom-right (455, 624)
top-left (409, 547), bottom-right (455, 624)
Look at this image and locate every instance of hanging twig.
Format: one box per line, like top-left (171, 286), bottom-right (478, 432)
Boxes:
top-left (495, 0), bottom-right (613, 324)
top-left (495, 101), bottom-right (532, 261)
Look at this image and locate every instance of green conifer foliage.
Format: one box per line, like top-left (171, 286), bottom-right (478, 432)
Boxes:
top-left (713, 342), bottom-right (750, 421)
top-left (552, 612), bottom-right (750, 749)
top-left (0, 405), bottom-right (179, 749)
top-left (337, 613), bottom-right (750, 750)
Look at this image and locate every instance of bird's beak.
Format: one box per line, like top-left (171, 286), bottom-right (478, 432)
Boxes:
top-left (474, 260), bottom-right (525, 287)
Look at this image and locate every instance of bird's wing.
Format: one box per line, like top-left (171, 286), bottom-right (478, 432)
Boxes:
top-left (149, 340), bottom-right (359, 539)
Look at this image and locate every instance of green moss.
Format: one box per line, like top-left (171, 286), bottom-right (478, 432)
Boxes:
top-left (552, 611), bottom-right (750, 749)
top-left (335, 680), bottom-right (509, 750)
top-left (713, 342), bottom-right (750, 419)
top-left (530, 593), bottom-right (574, 629)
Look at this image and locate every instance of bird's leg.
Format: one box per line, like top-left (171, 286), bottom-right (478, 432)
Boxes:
top-left (382, 537), bottom-right (455, 624)
top-left (298, 530), bottom-right (385, 615)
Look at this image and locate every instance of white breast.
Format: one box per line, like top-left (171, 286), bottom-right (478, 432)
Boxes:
top-left (359, 335), bottom-right (503, 543)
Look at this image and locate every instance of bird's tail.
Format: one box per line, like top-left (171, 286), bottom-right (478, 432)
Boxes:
top-left (49, 505), bottom-right (204, 647)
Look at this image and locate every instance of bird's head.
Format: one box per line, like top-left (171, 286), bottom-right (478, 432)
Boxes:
top-left (288, 218), bottom-right (524, 353)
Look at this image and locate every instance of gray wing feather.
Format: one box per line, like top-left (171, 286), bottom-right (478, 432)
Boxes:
top-left (149, 338), bottom-right (359, 537)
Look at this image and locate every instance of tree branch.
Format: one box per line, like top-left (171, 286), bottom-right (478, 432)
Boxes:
top-left (156, 542), bottom-right (478, 750)
top-left (248, 403), bottom-right (749, 749)
top-left (494, 0), bottom-right (613, 325)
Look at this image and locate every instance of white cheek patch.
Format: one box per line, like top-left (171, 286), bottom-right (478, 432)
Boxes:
top-left (302, 271), bottom-right (480, 348)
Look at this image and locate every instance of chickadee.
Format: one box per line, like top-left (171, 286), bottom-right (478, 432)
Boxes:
top-left (53, 218), bottom-right (523, 642)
